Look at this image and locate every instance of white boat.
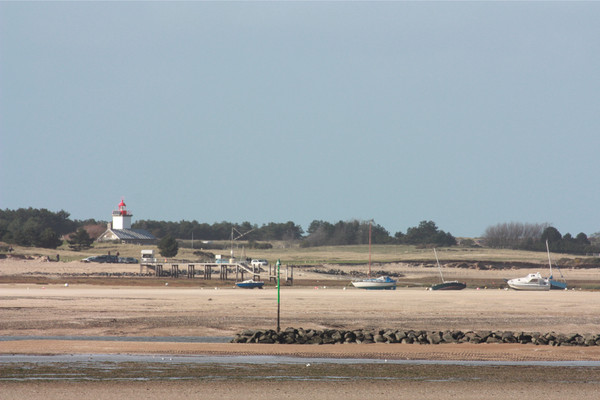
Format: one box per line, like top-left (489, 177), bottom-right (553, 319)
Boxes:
top-left (507, 240), bottom-right (568, 291)
top-left (352, 276), bottom-right (397, 290)
top-left (507, 272), bottom-right (550, 291)
top-left (350, 221), bottom-right (397, 290)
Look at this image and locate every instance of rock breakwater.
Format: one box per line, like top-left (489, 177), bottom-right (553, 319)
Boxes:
top-left (232, 328), bottom-right (600, 346)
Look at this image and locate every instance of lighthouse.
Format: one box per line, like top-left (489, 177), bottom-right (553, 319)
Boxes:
top-left (112, 198), bottom-right (132, 230)
top-left (97, 198), bottom-right (156, 244)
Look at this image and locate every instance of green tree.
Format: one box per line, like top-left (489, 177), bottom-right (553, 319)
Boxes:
top-left (38, 228), bottom-right (63, 249)
top-left (541, 226), bottom-right (562, 244)
top-left (400, 220), bottom-right (456, 246)
top-left (68, 227), bottom-right (94, 250)
top-left (158, 234), bottom-right (179, 258)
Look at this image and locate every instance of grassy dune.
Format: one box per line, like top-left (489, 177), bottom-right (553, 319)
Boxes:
top-left (4, 240), bottom-right (598, 266)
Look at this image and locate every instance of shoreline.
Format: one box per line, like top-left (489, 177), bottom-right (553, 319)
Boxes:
top-left (2, 340), bottom-right (600, 362)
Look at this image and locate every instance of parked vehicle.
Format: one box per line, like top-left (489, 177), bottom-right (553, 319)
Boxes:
top-left (119, 257), bottom-right (139, 264)
top-left (140, 250), bottom-right (156, 264)
top-left (82, 255), bottom-right (119, 263)
top-left (251, 259), bottom-right (269, 267)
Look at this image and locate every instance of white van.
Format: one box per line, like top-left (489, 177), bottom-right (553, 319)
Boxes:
top-left (141, 249), bottom-right (157, 263)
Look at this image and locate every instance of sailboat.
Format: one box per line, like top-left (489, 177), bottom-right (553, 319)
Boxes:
top-left (351, 221), bottom-right (397, 290)
top-left (546, 240), bottom-right (567, 290)
top-left (430, 248), bottom-right (466, 290)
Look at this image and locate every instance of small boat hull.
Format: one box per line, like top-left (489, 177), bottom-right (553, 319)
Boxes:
top-left (507, 273), bottom-right (550, 291)
top-left (352, 276), bottom-right (397, 290)
top-left (235, 280), bottom-right (264, 289)
top-left (430, 281), bottom-right (466, 291)
top-left (550, 279), bottom-right (567, 290)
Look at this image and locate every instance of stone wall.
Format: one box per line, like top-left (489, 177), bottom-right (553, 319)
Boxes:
top-left (232, 328), bottom-right (600, 346)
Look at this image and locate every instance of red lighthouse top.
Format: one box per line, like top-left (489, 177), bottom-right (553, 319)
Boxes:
top-left (118, 198), bottom-right (130, 216)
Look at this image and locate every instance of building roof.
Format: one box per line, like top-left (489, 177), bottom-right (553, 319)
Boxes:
top-left (109, 228), bottom-right (156, 241)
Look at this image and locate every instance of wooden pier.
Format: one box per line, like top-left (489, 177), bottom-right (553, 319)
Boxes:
top-left (140, 261), bottom-right (294, 285)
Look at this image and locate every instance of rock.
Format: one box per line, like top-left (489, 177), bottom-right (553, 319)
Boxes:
top-left (229, 328), bottom-right (599, 346)
top-left (427, 331), bottom-right (442, 345)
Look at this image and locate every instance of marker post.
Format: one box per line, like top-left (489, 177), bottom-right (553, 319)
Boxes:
top-left (276, 259), bottom-right (281, 333)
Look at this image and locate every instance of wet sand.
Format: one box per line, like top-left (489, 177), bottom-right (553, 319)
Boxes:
top-left (1, 259), bottom-right (600, 398)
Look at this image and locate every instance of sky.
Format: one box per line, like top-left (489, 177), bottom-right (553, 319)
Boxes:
top-left (1, 2), bottom-right (599, 238)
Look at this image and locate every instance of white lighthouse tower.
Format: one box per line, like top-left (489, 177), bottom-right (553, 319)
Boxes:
top-left (97, 198), bottom-right (156, 244)
top-left (112, 198), bottom-right (132, 230)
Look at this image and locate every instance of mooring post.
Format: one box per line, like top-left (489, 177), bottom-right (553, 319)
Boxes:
top-left (276, 259), bottom-right (281, 333)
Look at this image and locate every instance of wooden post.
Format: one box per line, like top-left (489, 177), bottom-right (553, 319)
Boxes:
top-left (276, 259), bottom-right (281, 333)
top-left (187, 264), bottom-right (195, 279)
top-left (287, 265), bottom-right (294, 286)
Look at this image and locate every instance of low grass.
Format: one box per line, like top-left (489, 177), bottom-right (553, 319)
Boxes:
top-left (2, 241), bottom-right (597, 266)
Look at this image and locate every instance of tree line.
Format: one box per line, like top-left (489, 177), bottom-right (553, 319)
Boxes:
top-left (135, 218), bottom-right (457, 247)
top-left (3, 207), bottom-right (597, 255)
top-left (0, 207), bottom-right (458, 249)
top-left (482, 222), bottom-right (600, 255)
top-left (0, 208), bottom-right (97, 249)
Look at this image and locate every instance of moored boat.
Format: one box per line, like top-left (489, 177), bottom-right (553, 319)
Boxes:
top-left (235, 279), bottom-right (264, 289)
top-left (429, 248), bottom-right (466, 291)
top-left (430, 281), bottom-right (467, 291)
top-left (352, 276), bottom-right (397, 290)
top-left (546, 240), bottom-right (568, 290)
top-left (350, 221), bottom-right (397, 290)
top-left (507, 272), bottom-right (550, 291)
top-left (549, 278), bottom-right (567, 290)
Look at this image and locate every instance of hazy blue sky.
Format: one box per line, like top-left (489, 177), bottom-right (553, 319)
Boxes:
top-left (1, 2), bottom-right (599, 238)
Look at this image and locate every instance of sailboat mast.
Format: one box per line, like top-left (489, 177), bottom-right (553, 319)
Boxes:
top-left (434, 248), bottom-right (445, 283)
top-left (368, 221), bottom-right (372, 277)
top-left (546, 240), bottom-right (553, 277)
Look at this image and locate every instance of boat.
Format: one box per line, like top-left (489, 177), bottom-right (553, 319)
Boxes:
top-left (235, 279), bottom-right (264, 289)
top-left (352, 276), bottom-right (397, 290)
top-left (351, 221), bottom-right (397, 290)
top-left (430, 248), bottom-right (466, 291)
top-left (506, 240), bottom-right (567, 291)
top-left (546, 240), bottom-right (567, 290)
top-left (507, 272), bottom-right (550, 291)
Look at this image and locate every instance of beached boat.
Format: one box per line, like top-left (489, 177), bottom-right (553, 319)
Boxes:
top-left (431, 281), bottom-right (467, 290)
top-left (546, 240), bottom-right (567, 290)
top-left (507, 241), bottom-right (567, 291)
top-left (430, 248), bottom-right (466, 291)
top-left (507, 272), bottom-right (550, 291)
top-left (549, 276), bottom-right (567, 290)
top-left (352, 276), bottom-right (397, 290)
top-left (235, 279), bottom-right (264, 289)
top-left (350, 220), bottom-right (397, 290)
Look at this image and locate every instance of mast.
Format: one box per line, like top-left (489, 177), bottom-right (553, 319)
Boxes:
top-left (546, 240), bottom-right (553, 278)
top-left (368, 220), bottom-right (372, 277)
top-left (434, 248), bottom-right (445, 283)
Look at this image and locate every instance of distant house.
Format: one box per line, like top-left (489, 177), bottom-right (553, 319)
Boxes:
top-left (96, 199), bottom-right (157, 245)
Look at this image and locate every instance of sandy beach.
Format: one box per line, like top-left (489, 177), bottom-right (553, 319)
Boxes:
top-left (1, 258), bottom-right (600, 399)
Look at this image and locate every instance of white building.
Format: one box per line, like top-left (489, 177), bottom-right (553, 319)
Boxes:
top-left (97, 199), bottom-right (157, 244)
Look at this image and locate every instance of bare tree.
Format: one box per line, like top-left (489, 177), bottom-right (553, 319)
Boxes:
top-left (483, 222), bottom-right (550, 248)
